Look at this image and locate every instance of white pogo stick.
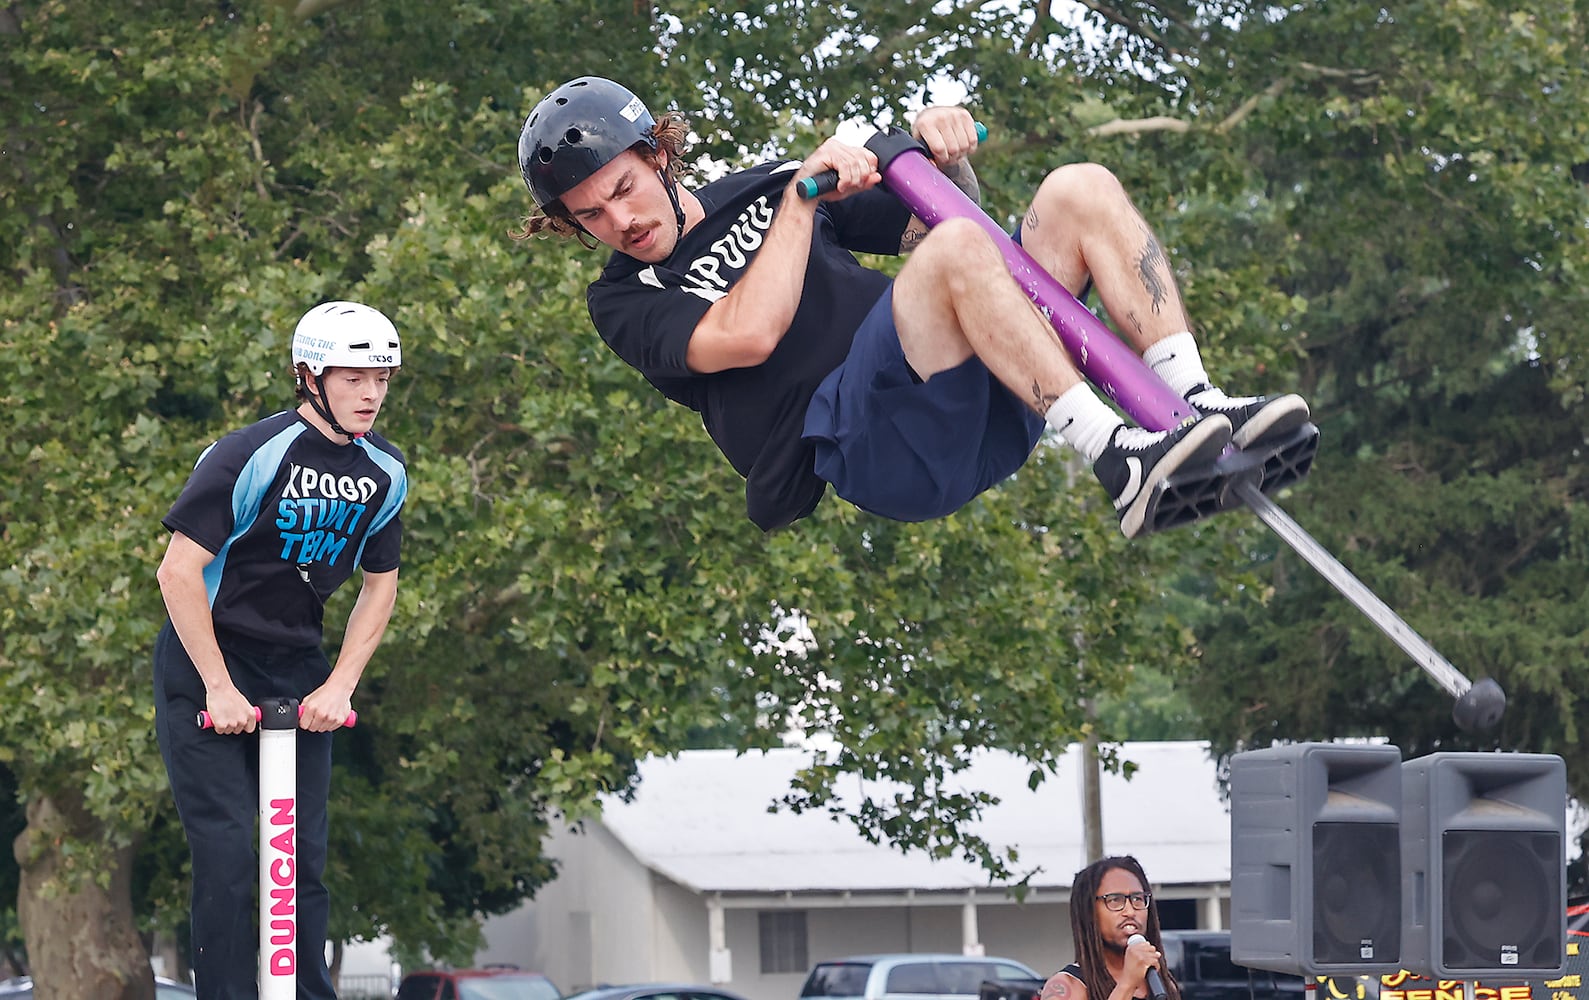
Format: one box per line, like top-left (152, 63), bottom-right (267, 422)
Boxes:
top-left (198, 696), bottom-right (357, 999)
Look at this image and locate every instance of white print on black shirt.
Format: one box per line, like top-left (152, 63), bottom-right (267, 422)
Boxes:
top-left (273, 462), bottom-right (380, 565)
top-left (642, 194), bottom-right (778, 304)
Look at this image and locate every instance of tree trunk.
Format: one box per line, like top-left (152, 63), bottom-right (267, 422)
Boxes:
top-left (13, 789), bottom-right (154, 1000)
top-left (1081, 718), bottom-right (1104, 864)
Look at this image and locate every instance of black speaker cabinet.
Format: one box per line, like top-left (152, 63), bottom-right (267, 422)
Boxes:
top-left (1401, 752), bottom-right (1566, 978)
top-left (1231, 742), bottom-right (1404, 976)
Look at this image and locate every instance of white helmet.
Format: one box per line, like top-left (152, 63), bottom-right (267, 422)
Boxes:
top-left (291, 301), bottom-right (401, 374)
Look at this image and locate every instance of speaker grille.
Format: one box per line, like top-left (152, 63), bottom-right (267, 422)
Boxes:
top-left (1312, 822), bottom-right (1402, 965)
top-left (1441, 829), bottom-right (1562, 971)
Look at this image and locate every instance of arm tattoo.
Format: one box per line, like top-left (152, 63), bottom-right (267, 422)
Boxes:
top-left (1137, 224), bottom-right (1170, 315)
top-left (1041, 976), bottom-right (1072, 1000)
top-left (902, 159), bottom-right (972, 251)
top-left (900, 162), bottom-right (979, 252)
top-left (942, 159), bottom-right (981, 205)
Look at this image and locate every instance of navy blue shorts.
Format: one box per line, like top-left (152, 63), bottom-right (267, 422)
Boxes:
top-left (802, 286), bottom-right (1046, 521)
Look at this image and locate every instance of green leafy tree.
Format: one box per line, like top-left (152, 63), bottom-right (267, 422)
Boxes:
top-left (1047, 0), bottom-right (1589, 847)
top-left (1, 2), bottom-right (1243, 996)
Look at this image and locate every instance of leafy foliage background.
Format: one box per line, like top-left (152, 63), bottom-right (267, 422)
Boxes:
top-left (1, 0), bottom-right (1586, 980)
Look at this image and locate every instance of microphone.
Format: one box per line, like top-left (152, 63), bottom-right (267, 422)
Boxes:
top-left (1126, 934), bottom-right (1168, 1000)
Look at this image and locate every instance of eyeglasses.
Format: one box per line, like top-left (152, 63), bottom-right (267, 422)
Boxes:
top-left (1096, 891), bottom-right (1152, 912)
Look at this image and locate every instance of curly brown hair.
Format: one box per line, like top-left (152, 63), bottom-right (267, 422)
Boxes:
top-left (513, 110), bottom-right (691, 247)
top-left (1069, 856), bottom-right (1181, 1000)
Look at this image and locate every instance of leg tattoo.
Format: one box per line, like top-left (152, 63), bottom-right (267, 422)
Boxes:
top-left (1137, 224), bottom-right (1170, 315)
top-left (1031, 380), bottom-right (1061, 416)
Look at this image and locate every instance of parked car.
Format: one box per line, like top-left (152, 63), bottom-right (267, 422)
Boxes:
top-left (1160, 930), bottom-right (1305, 1000)
top-left (0, 975), bottom-right (195, 997)
top-left (396, 966), bottom-right (561, 1000)
top-left (561, 983), bottom-right (752, 1000)
top-left (975, 978), bottom-right (1047, 1000)
top-left (800, 954), bottom-right (1045, 1000)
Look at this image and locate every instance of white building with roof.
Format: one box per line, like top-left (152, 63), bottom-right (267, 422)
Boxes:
top-left (475, 741), bottom-right (1235, 1000)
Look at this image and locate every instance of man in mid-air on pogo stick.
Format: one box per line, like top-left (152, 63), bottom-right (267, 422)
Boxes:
top-left (516, 77), bottom-right (1309, 538)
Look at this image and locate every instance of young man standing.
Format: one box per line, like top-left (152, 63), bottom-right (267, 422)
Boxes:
top-left (153, 300), bottom-right (408, 999)
top-left (517, 76), bottom-right (1308, 537)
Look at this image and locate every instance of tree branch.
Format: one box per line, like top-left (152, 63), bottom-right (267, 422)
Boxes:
top-left (244, 99), bottom-right (270, 199)
top-left (1297, 60), bottom-right (1381, 87)
top-left (1069, 0), bottom-right (1182, 60)
top-left (1086, 115), bottom-right (1189, 137)
top-left (1079, 53), bottom-right (1381, 141)
top-left (1023, 0), bottom-right (1053, 55)
top-left (1085, 75), bottom-right (1294, 138)
top-left (2, 6), bottom-right (84, 307)
top-left (1126, 0), bottom-right (1196, 36)
top-left (291, 0), bottom-right (350, 20)
top-left (1213, 76), bottom-right (1292, 134)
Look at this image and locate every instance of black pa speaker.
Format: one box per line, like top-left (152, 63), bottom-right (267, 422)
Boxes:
top-left (1401, 752), bottom-right (1566, 978)
top-left (1231, 742), bottom-right (1403, 976)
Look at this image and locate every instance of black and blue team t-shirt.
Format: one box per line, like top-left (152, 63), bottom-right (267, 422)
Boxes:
top-left (586, 160), bottom-right (911, 531)
top-left (162, 410), bottom-right (407, 648)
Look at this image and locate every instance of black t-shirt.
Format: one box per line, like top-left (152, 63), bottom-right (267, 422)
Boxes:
top-left (162, 410), bottom-right (407, 646)
top-left (586, 161), bottom-right (912, 530)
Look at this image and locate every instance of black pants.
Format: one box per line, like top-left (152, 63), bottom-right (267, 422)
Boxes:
top-left (153, 620), bottom-right (337, 1000)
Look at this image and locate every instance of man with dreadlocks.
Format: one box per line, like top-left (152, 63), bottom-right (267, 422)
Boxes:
top-left (1044, 856), bottom-right (1182, 1000)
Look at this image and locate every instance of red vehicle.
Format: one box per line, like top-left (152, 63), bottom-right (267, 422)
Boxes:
top-left (396, 966), bottom-right (561, 1000)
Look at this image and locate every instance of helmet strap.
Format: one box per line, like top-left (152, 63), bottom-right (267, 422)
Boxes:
top-left (654, 149), bottom-right (685, 238)
top-left (660, 169), bottom-right (685, 239)
top-left (302, 370), bottom-right (359, 442)
top-left (568, 217), bottom-right (602, 250)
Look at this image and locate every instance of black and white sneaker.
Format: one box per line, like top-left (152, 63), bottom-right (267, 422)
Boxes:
top-left (1186, 384), bottom-right (1311, 450)
top-left (1093, 414), bottom-right (1233, 539)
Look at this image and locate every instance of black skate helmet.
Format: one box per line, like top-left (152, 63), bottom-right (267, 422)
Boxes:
top-left (519, 77), bottom-right (659, 214)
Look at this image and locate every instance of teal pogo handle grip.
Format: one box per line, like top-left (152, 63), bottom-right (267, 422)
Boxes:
top-left (798, 122), bottom-right (987, 199)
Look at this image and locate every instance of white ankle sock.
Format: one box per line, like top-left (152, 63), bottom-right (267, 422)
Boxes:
top-left (1143, 331), bottom-right (1210, 398)
top-left (1044, 384), bottom-right (1123, 463)
top-left (1188, 384), bottom-right (1257, 406)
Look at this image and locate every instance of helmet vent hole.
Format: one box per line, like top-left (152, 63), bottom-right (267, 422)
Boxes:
top-left (564, 127), bottom-right (583, 145)
top-left (537, 147), bottom-right (554, 163)
top-left (349, 341), bottom-right (371, 350)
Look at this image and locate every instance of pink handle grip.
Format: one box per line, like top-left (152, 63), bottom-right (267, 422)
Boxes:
top-left (196, 706), bottom-right (358, 729)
